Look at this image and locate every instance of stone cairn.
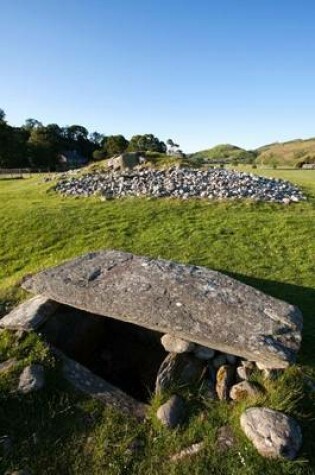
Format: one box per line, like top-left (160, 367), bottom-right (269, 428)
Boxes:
top-left (54, 167), bottom-right (306, 203)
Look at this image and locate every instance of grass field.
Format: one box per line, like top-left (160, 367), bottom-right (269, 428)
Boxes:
top-left (0, 169), bottom-right (314, 474)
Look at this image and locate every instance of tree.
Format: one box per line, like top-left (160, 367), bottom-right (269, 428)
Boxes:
top-left (23, 118), bottom-right (43, 130)
top-left (128, 134), bottom-right (166, 153)
top-left (0, 122), bottom-right (29, 168)
top-left (0, 109), bottom-right (6, 123)
top-left (166, 138), bottom-right (180, 156)
top-left (65, 125), bottom-right (88, 142)
top-left (27, 126), bottom-right (60, 168)
top-left (103, 135), bottom-right (129, 157)
top-left (89, 131), bottom-right (104, 147)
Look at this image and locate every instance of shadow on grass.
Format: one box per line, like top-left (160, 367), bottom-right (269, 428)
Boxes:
top-left (223, 271), bottom-right (315, 368)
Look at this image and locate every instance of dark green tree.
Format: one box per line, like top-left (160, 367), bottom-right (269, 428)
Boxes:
top-left (128, 134), bottom-right (166, 153)
top-left (103, 135), bottom-right (129, 157)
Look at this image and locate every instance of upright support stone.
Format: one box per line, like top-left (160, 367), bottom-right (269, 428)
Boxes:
top-left (0, 296), bottom-right (59, 331)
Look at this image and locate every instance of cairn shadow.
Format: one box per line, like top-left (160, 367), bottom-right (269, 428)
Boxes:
top-left (219, 270), bottom-right (315, 368)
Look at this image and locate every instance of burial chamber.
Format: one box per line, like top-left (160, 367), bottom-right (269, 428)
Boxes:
top-left (0, 250), bottom-right (303, 411)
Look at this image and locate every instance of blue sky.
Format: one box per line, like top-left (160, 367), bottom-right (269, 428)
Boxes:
top-left (1, 0), bottom-right (315, 152)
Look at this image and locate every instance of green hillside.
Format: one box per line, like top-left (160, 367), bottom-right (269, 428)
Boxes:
top-left (256, 138), bottom-right (315, 167)
top-left (191, 138), bottom-right (315, 168)
top-left (190, 144), bottom-right (257, 163)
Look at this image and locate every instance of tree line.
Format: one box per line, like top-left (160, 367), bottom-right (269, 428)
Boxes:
top-left (0, 108), bottom-right (170, 170)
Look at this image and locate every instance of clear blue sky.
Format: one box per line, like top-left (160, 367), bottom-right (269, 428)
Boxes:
top-left (1, 0), bottom-right (315, 152)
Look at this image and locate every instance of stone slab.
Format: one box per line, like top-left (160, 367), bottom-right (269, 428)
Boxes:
top-left (61, 352), bottom-right (147, 419)
top-left (0, 295), bottom-right (59, 331)
top-left (22, 250), bottom-right (303, 368)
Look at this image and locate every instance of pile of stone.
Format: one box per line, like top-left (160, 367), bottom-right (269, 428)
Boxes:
top-left (155, 335), bottom-right (303, 460)
top-left (54, 168), bottom-right (306, 203)
top-left (155, 335), bottom-right (271, 415)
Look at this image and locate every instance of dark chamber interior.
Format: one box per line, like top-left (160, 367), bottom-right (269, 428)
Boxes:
top-left (40, 304), bottom-right (167, 402)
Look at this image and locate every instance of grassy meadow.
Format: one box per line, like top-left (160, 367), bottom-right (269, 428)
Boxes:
top-left (0, 168), bottom-right (314, 474)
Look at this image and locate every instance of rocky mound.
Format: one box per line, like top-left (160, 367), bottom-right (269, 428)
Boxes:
top-left (54, 168), bottom-right (306, 203)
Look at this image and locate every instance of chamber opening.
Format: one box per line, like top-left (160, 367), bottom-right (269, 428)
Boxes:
top-left (40, 304), bottom-right (167, 402)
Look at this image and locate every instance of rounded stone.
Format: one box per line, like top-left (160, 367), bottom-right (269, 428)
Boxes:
top-left (236, 365), bottom-right (253, 381)
top-left (230, 381), bottom-right (262, 400)
top-left (215, 365), bottom-right (235, 400)
top-left (155, 353), bottom-right (205, 394)
top-left (240, 407), bottom-right (302, 460)
top-left (156, 395), bottom-right (185, 429)
top-left (194, 345), bottom-right (215, 360)
top-left (18, 364), bottom-right (45, 394)
top-left (160, 334), bottom-right (195, 354)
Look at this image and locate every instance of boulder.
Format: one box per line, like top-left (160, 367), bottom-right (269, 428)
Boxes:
top-left (215, 365), bottom-right (235, 400)
top-left (22, 250), bottom-right (303, 368)
top-left (236, 365), bottom-right (253, 381)
top-left (170, 442), bottom-right (204, 461)
top-left (0, 295), bottom-right (59, 331)
top-left (194, 345), bottom-right (215, 360)
top-left (230, 381), bottom-right (262, 400)
top-left (156, 395), bottom-right (185, 428)
top-left (0, 358), bottom-right (17, 374)
top-left (161, 334), bottom-right (194, 353)
top-left (18, 364), bottom-right (45, 394)
top-left (155, 353), bottom-right (205, 394)
top-left (61, 353), bottom-right (146, 419)
top-left (240, 407), bottom-right (302, 460)
top-left (216, 425), bottom-right (236, 452)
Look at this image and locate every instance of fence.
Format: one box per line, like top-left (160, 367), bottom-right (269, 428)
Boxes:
top-left (0, 168), bottom-right (50, 179)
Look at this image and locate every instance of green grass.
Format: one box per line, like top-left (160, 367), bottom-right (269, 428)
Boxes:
top-left (0, 170), bottom-right (315, 474)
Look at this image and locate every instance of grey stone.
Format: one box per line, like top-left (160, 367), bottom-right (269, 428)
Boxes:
top-left (241, 360), bottom-right (255, 369)
top-left (0, 435), bottom-right (12, 455)
top-left (0, 358), bottom-right (17, 374)
top-left (216, 425), bottom-right (236, 452)
top-left (156, 395), bottom-right (185, 428)
top-left (215, 365), bottom-right (235, 400)
top-left (256, 361), bottom-right (285, 373)
top-left (61, 352), bottom-right (147, 419)
top-left (262, 368), bottom-right (283, 380)
top-left (194, 345), bottom-right (215, 360)
top-left (240, 407), bottom-right (302, 460)
top-left (161, 334), bottom-right (194, 353)
top-left (22, 251), bottom-right (303, 368)
top-left (155, 353), bottom-right (205, 394)
top-left (18, 364), bottom-right (45, 394)
top-left (230, 381), bottom-right (262, 400)
top-left (54, 168), bottom-right (306, 204)
top-left (170, 441), bottom-right (204, 461)
top-left (236, 365), bottom-right (253, 381)
top-left (0, 295), bottom-right (58, 331)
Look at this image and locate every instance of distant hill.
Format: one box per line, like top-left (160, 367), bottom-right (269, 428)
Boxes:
top-left (191, 138), bottom-right (315, 167)
top-left (190, 144), bottom-right (256, 163)
top-left (256, 138), bottom-right (315, 167)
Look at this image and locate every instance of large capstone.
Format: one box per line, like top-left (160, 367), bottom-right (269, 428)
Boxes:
top-left (22, 250), bottom-right (303, 368)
